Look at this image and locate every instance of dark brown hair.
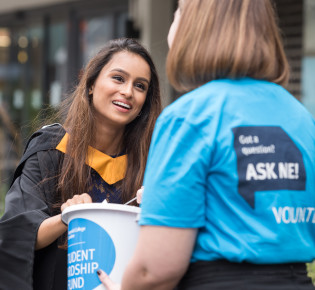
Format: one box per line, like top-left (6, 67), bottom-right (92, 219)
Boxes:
top-left (167, 0), bottom-right (290, 92)
top-left (58, 38), bottom-right (161, 204)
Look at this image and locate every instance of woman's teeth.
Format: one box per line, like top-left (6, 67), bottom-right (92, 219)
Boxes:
top-left (113, 101), bottom-right (131, 109)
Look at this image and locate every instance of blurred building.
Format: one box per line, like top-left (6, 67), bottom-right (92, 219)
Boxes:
top-left (0, 0), bottom-right (174, 200)
top-left (0, 0), bottom-right (314, 197)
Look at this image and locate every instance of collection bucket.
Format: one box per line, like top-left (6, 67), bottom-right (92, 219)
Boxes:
top-left (62, 203), bottom-right (141, 290)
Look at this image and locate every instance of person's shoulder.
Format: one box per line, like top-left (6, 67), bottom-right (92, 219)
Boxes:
top-left (25, 123), bottom-right (65, 153)
top-left (10, 124), bottom-right (66, 187)
top-left (160, 80), bottom-right (229, 121)
top-left (36, 123), bottom-right (64, 136)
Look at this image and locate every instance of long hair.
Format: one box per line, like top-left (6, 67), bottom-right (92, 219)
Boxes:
top-left (167, 0), bottom-right (290, 92)
top-left (58, 38), bottom-right (161, 204)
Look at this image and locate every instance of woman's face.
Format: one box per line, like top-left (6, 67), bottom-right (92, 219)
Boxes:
top-left (167, 8), bottom-right (181, 48)
top-left (91, 51), bottom-right (150, 131)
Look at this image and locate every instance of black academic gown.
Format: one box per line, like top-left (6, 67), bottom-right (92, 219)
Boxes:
top-left (0, 124), bottom-right (67, 290)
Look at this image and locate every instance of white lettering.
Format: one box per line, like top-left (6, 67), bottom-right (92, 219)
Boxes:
top-left (265, 163), bottom-right (277, 179)
top-left (306, 208), bottom-right (314, 222)
top-left (272, 207), bottom-right (315, 224)
top-left (246, 163), bottom-right (277, 180)
top-left (282, 206), bottom-right (291, 224)
top-left (272, 207), bottom-right (282, 224)
top-left (246, 163), bottom-right (257, 180)
top-left (288, 163), bottom-right (294, 179)
top-left (241, 144), bottom-right (276, 156)
top-left (68, 262), bottom-right (99, 277)
top-left (256, 163), bottom-right (267, 180)
top-left (245, 162), bottom-right (301, 181)
top-left (278, 162), bottom-right (299, 179)
top-left (68, 227), bottom-right (86, 235)
top-left (239, 135), bottom-right (254, 144)
top-left (298, 207), bottom-right (306, 223)
top-left (290, 207), bottom-right (298, 223)
top-left (278, 162), bottom-right (287, 178)
top-left (68, 249), bottom-right (96, 264)
top-left (68, 277), bottom-right (84, 290)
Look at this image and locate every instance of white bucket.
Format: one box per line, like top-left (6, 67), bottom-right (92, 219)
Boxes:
top-left (62, 203), bottom-right (141, 290)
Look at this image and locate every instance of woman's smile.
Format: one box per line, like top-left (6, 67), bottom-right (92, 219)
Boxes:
top-left (112, 99), bottom-right (132, 112)
top-left (91, 50), bottom-right (150, 130)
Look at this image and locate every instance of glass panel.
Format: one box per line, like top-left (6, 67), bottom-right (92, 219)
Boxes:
top-left (80, 14), bottom-right (115, 65)
top-left (48, 22), bottom-right (68, 106)
top-left (4, 25), bottom-right (44, 133)
top-left (0, 27), bottom-right (22, 206)
top-left (0, 28), bottom-right (11, 107)
top-left (0, 23), bottom-right (44, 203)
top-left (116, 12), bottom-right (128, 38)
top-left (302, 0), bottom-right (315, 117)
top-left (28, 26), bottom-right (44, 118)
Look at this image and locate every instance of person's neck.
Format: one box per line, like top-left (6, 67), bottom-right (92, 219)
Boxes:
top-left (93, 125), bottom-right (124, 156)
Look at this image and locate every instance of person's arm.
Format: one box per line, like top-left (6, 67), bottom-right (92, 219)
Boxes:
top-left (35, 214), bottom-right (67, 250)
top-left (35, 193), bottom-right (92, 250)
top-left (98, 225), bottom-right (197, 290)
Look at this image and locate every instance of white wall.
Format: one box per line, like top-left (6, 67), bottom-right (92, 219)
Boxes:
top-left (129, 0), bottom-right (174, 107)
top-left (303, 0), bottom-right (315, 55)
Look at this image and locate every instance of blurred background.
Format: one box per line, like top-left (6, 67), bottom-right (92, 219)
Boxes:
top-left (0, 0), bottom-right (314, 216)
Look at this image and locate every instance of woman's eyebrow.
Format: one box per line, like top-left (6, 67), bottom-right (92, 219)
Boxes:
top-left (110, 68), bottom-right (150, 84)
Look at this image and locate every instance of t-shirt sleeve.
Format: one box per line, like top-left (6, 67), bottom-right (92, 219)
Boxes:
top-left (139, 112), bottom-right (212, 228)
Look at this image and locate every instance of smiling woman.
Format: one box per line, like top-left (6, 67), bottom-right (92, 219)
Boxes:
top-left (0, 38), bottom-right (162, 290)
top-left (90, 51), bottom-right (151, 137)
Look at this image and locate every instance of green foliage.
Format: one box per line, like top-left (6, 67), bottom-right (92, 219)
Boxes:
top-left (307, 261), bottom-right (315, 285)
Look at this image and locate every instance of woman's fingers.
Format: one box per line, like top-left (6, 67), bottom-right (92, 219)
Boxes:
top-left (82, 193), bottom-right (93, 203)
top-left (136, 186), bottom-right (144, 204)
top-left (61, 193), bottom-right (92, 212)
top-left (97, 269), bottom-right (121, 290)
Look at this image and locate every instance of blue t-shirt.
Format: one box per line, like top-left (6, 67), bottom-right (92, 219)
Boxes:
top-left (139, 78), bottom-right (315, 264)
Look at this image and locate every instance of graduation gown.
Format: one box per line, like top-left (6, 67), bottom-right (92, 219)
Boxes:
top-left (0, 123), bottom-right (127, 290)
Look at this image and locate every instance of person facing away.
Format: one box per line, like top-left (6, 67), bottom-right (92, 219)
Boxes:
top-left (0, 37), bottom-right (162, 290)
top-left (98, 1), bottom-right (315, 289)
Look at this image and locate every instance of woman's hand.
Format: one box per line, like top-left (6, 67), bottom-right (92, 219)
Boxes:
top-left (136, 186), bottom-right (144, 204)
top-left (36, 193), bottom-right (92, 250)
top-left (61, 193), bottom-right (92, 212)
top-left (97, 269), bottom-right (121, 290)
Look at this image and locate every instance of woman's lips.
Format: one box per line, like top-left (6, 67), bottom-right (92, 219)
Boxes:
top-left (112, 100), bottom-right (132, 112)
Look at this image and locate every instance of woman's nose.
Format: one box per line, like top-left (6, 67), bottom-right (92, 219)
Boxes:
top-left (121, 82), bottom-right (133, 98)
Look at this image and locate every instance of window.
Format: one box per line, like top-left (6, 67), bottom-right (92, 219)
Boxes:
top-left (0, 0), bottom-right (128, 200)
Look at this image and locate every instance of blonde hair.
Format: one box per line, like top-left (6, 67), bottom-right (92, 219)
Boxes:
top-left (167, 0), bottom-right (290, 92)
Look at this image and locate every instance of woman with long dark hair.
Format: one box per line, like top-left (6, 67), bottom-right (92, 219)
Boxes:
top-left (0, 37), bottom-right (161, 290)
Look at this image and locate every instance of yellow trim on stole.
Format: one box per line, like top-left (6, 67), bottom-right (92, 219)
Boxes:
top-left (56, 133), bottom-right (127, 185)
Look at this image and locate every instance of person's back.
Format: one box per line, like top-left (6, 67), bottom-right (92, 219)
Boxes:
top-left (97, 1), bottom-right (315, 289)
top-left (149, 77), bottom-right (315, 264)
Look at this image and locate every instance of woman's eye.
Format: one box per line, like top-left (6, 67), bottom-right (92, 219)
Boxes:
top-left (135, 83), bottom-right (146, 91)
top-left (113, 75), bottom-right (124, 82)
